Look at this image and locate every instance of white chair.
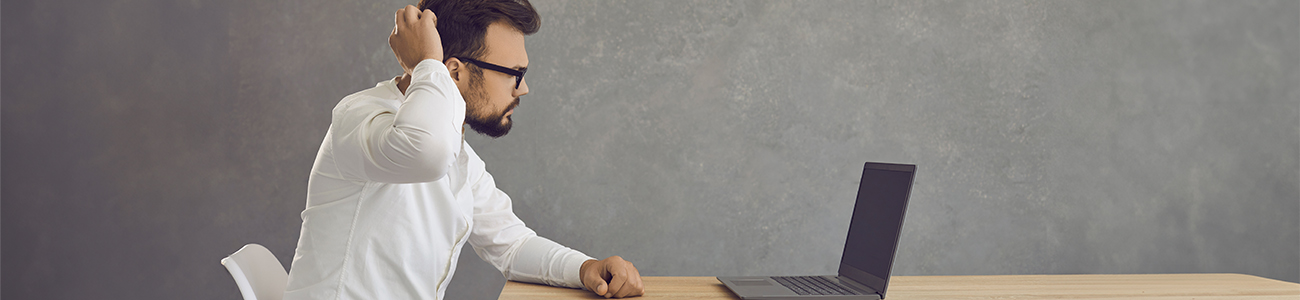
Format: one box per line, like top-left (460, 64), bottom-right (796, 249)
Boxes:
top-left (221, 243), bottom-right (288, 300)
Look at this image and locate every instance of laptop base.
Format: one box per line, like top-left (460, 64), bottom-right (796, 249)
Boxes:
top-left (717, 276), bottom-right (881, 300)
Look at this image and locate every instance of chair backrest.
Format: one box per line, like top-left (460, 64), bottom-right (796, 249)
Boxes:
top-left (221, 243), bottom-right (288, 300)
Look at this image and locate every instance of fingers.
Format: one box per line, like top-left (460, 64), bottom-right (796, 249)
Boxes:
top-left (420, 9), bottom-right (437, 24)
top-left (604, 257), bottom-right (645, 298)
top-left (620, 262), bottom-right (644, 298)
top-left (393, 6), bottom-right (417, 37)
top-left (605, 263), bottom-right (627, 298)
top-left (582, 256), bottom-right (645, 298)
top-left (394, 8), bottom-right (405, 26)
top-left (402, 5), bottom-right (419, 26)
top-left (584, 273), bottom-right (608, 296)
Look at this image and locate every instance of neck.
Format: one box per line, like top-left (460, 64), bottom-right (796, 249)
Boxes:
top-left (396, 73), bottom-right (413, 95)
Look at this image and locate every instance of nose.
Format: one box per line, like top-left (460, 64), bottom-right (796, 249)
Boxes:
top-left (514, 77), bottom-right (529, 97)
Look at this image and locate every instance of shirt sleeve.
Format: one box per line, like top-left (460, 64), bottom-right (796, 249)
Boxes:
top-left (466, 157), bottom-right (593, 289)
top-left (328, 59), bottom-right (466, 183)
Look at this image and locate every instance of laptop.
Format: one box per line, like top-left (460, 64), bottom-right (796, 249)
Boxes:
top-left (718, 162), bottom-right (916, 300)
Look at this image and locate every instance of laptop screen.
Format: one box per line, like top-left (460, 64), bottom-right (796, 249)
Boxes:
top-left (838, 162), bottom-right (915, 298)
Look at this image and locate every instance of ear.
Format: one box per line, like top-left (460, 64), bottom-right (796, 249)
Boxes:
top-left (445, 57), bottom-right (464, 82)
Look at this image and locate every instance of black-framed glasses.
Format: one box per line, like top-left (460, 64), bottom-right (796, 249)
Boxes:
top-left (454, 56), bottom-right (526, 90)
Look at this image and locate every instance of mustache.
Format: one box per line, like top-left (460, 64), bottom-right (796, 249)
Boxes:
top-left (505, 98), bottom-right (520, 112)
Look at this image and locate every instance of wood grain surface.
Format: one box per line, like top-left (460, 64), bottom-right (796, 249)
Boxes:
top-left (499, 273), bottom-right (1300, 300)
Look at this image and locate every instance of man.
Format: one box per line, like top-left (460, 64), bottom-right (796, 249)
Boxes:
top-left (283, 1), bottom-right (645, 299)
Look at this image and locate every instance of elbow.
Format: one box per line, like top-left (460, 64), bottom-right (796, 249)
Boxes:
top-left (370, 127), bottom-right (461, 183)
top-left (406, 145), bottom-right (457, 182)
top-left (374, 151), bottom-right (453, 184)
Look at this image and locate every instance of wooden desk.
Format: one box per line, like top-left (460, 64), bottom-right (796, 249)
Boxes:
top-left (499, 273), bottom-right (1300, 300)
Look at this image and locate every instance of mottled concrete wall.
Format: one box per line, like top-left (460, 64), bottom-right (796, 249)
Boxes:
top-left (3, 1), bottom-right (1296, 299)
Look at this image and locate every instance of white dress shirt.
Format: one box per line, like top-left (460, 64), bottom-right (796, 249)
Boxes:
top-left (284, 59), bottom-right (593, 300)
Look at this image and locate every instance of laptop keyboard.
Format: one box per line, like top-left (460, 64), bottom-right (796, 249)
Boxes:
top-left (772, 276), bottom-right (866, 296)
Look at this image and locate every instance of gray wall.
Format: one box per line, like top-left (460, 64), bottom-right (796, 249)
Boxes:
top-left (3, 0), bottom-right (1297, 299)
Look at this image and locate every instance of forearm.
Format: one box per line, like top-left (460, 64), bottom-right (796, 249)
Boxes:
top-left (502, 236), bottom-right (593, 289)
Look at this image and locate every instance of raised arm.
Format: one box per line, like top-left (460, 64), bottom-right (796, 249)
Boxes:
top-left (327, 6), bottom-right (464, 183)
top-left (329, 60), bottom-right (465, 183)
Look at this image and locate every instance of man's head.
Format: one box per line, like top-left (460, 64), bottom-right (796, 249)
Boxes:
top-left (419, 0), bottom-right (539, 138)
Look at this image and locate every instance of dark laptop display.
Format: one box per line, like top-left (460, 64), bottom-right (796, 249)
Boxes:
top-left (837, 163), bottom-right (915, 299)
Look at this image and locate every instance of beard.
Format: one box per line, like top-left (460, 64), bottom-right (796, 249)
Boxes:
top-left (463, 72), bottom-right (519, 138)
top-left (465, 98), bottom-right (517, 138)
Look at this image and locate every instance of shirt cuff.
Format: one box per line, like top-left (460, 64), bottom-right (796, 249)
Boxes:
top-left (563, 251), bottom-right (596, 290)
top-left (411, 59), bottom-right (445, 77)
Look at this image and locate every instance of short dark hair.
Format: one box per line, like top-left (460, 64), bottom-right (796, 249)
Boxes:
top-left (417, 0), bottom-right (541, 62)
